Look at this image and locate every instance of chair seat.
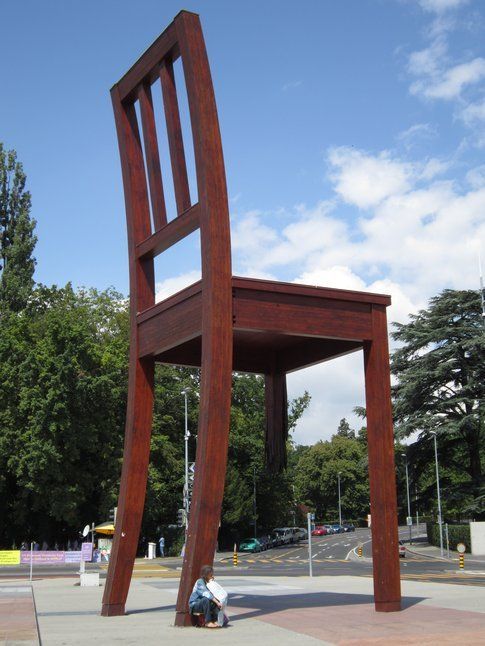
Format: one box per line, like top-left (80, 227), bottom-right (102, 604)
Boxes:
top-left (137, 275), bottom-right (391, 373)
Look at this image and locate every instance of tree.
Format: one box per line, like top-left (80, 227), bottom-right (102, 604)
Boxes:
top-left (336, 417), bottom-right (356, 439)
top-left (0, 144), bottom-right (37, 311)
top-left (392, 289), bottom-right (485, 517)
top-left (0, 284), bottom-right (128, 546)
top-left (294, 428), bottom-right (369, 522)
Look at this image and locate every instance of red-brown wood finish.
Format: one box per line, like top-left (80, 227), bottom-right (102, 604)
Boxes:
top-left (160, 59), bottom-right (191, 216)
top-left (103, 9), bottom-right (401, 621)
top-left (138, 81), bottom-right (167, 230)
top-left (173, 10), bottom-right (233, 626)
top-left (101, 90), bottom-right (155, 616)
top-left (364, 305), bottom-right (401, 611)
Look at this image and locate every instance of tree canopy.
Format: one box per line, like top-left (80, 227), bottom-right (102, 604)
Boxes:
top-left (392, 289), bottom-right (484, 518)
top-left (0, 144), bottom-right (37, 312)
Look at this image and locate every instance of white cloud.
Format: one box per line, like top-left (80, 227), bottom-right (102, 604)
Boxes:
top-left (155, 269), bottom-right (201, 302)
top-left (397, 123), bottom-right (437, 149)
top-left (328, 147), bottom-right (413, 209)
top-left (460, 99), bottom-right (485, 125)
top-left (419, 0), bottom-right (468, 13)
top-left (411, 57), bottom-right (485, 100)
top-left (232, 147), bottom-right (484, 311)
top-left (408, 38), bottom-right (447, 77)
top-left (282, 80), bottom-right (303, 91)
top-left (466, 164), bottom-right (485, 188)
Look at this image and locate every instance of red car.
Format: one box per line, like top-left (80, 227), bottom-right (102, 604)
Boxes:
top-left (311, 526), bottom-right (328, 536)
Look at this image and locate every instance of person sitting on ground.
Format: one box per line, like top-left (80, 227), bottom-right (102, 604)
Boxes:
top-left (188, 565), bottom-right (222, 628)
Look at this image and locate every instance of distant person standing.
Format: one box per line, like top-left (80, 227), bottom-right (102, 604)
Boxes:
top-left (158, 535), bottom-right (165, 557)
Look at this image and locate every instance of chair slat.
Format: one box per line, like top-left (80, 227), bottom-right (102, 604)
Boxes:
top-left (160, 59), bottom-right (191, 216)
top-left (138, 82), bottom-right (167, 230)
top-left (136, 202), bottom-right (200, 259)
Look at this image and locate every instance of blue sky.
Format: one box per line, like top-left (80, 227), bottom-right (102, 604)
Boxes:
top-left (2, 0), bottom-right (484, 443)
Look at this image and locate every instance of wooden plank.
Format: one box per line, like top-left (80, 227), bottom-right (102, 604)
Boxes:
top-left (138, 81), bottom-right (167, 229)
top-left (137, 278), bottom-right (202, 322)
top-left (264, 371), bottom-right (288, 473)
top-left (138, 292), bottom-right (202, 357)
top-left (160, 59), bottom-right (191, 216)
top-left (282, 339), bottom-right (362, 373)
top-left (232, 276), bottom-right (391, 306)
top-left (233, 298), bottom-right (372, 341)
top-left (135, 202), bottom-right (200, 259)
top-left (116, 20), bottom-right (179, 102)
top-left (101, 88), bottom-right (155, 617)
top-left (364, 305), bottom-right (401, 612)
top-left (174, 10), bottom-right (233, 627)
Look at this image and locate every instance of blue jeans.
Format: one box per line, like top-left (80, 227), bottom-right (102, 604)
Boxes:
top-left (190, 597), bottom-right (218, 623)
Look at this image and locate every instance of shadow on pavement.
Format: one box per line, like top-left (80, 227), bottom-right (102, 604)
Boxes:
top-left (227, 591), bottom-right (425, 622)
top-left (123, 591), bottom-right (425, 619)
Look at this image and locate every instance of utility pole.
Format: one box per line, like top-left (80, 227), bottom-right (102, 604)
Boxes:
top-left (253, 467), bottom-right (257, 538)
top-left (181, 388), bottom-right (190, 530)
top-left (430, 431), bottom-right (444, 557)
top-left (337, 472), bottom-right (342, 526)
top-left (479, 253), bottom-right (485, 328)
top-left (401, 453), bottom-right (412, 543)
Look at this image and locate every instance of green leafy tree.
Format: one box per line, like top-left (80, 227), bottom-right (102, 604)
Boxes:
top-left (0, 144), bottom-right (37, 311)
top-left (294, 427), bottom-right (369, 523)
top-left (336, 417), bottom-right (356, 439)
top-left (0, 285), bottom-right (128, 546)
top-left (392, 289), bottom-right (484, 518)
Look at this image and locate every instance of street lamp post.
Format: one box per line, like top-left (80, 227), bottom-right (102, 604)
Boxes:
top-left (253, 466), bottom-right (257, 538)
top-left (401, 453), bottom-right (412, 544)
top-left (430, 431), bottom-right (444, 557)
top-left (337, 472), bottom-right (342, 526)
top-left (181, 388), bottom-right (191, 530)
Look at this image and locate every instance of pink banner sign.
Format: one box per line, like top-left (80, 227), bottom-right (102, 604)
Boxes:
top-left (81, 542), bottom-right (93, 562)
top-left (20, 551), bottom-right (65, 564)
top-left (64, 551), bottom-right (82, 563)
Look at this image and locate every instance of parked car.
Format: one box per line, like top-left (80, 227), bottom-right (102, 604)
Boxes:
top-left (257, 536), bottom-right (271, 551)
top-left (273, 528), bottom-right (293, 545)
top-left (287, 527), bottom-right (307, 542)
top-left (331, 524), bottom-right (344, 534)
top-left (343, 523), bottom-right (355, 532)
top-left (239, 538), bottom-right (263, 553)
top-left (269, 532), bottom-right (282, 548)
top-left (399, 541), bottom-right (406, 558)
top-left (323, 524), bottom-right (334, 534)
top-left (311, 526), bottom-right (328, 536)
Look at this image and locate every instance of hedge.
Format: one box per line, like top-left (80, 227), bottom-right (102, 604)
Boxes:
top-left (426, 522), bottom-right (471, 553)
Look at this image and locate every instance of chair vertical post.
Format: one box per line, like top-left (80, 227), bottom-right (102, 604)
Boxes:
top-left (364, 304), bottom-right (401, 612)
top-left (101, 90), bottom-right (155, 617)
top-left (173, 12), bottom-right (233, 626)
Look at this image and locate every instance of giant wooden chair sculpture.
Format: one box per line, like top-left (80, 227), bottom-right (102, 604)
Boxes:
top-left (101, 10), bottom-right (401, 622)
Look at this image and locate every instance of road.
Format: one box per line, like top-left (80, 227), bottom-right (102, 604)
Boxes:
top-left (2, 528), bottom-right (485, 587)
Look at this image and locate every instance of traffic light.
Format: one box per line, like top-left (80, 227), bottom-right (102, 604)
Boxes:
top-left (108, 507), bottom-right (117, 524)
top-left (177, 509), bottom-right (186, 527)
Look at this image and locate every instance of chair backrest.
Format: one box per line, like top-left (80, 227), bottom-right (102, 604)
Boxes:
top-left (111, 10), bottom-right (232, 318)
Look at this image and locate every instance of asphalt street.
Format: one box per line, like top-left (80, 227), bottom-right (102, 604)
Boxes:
top-left (2, 527), bottom-right (485, 588)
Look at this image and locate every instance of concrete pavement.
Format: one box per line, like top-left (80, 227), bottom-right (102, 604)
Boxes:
top-left (2, 573), bottom-right (485, 645)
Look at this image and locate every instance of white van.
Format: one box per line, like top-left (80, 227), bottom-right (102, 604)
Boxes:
top-left (273, 528), bottom-right (293, 545)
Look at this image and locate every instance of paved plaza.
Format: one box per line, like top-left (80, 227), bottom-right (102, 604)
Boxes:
top-left (2, 573), bottom-right (485, 645)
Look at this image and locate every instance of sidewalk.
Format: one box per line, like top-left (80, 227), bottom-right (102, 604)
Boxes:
top-left (403, 538), bottom-right (485, 564)
top-left (2, 573), bottom-right (485, 645)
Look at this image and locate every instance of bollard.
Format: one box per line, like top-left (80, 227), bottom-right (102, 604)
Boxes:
top-left (457, 542), bottom-right (466, 571)
top-left (357, 545), bottom-right (363, 558)
top-left (233, 543), bottom-right (238, 567)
